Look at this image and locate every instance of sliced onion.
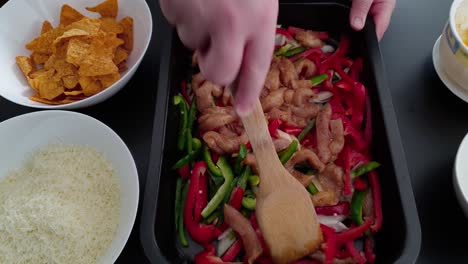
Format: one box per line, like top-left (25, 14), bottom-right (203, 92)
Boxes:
top-left (217, 228), bottom-right (237, 257)
top-left (311, 91), bottom-right (334, 104)
top-left (321, 45), bottom-right (335, 53)
top-left (317, 215), bottom-right (349, 232)
top-left (277, 129), bottom-right (293, 143)
top-left (275, 34), bottom-right (287, 46)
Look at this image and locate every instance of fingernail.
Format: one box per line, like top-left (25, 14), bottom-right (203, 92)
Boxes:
top-left (353, 17), bottom-right (363, 29)
top-left (234, 100), bottom-right (252, 117)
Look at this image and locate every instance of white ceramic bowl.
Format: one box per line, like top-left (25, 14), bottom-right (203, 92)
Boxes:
top-left (454, 132), bottom-right (468, 218)
top-left (0, 0), bottom-right (152, 109)
top-left (438, 0), bottom-right (468, 91)
top-left (0, 110), bottom-right (139, 263)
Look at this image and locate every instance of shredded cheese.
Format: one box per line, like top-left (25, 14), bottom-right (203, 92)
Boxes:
top-left (0, 145), bottom-right (121, 264)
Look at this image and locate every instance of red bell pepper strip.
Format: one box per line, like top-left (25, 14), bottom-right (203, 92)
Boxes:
top-left (185, 162), bottom-right (216, 244)
top-left (344, 120), bottom-right (367, 151)
top-left (290, 48), bottom-right (323, 62)
top-left (229, 187), bottom-right (245, 210)
top-left (345, 241), bottom-right (366, 264)
top-left (333, 60), bottom-right (354, 85)
top-left (329, 97), bottom-right (345, 116)
top-left (320, 224), bottom-right (337, 264)
top-left (250, 214), bottom-right (269, 254)
top-left (364, 95), bottom-right (373, 147)
top-left (353, 178), bottom-right (368, 191)
top-left (335, 218), bottom-right (372, 243)
top-left (334, 80), bottom-right (353, 92)
top-left (276, 28), bottom-right (294, 40)
top-left (322, 34), bottom-right (350, 67)
top-left (352, 82), bottom-right (367, 129)
top-left (212, 152), bottom-right (219, 163)
top-left (245, 142), bottom-right (252, 149)
top-left (350, 57), bottom-right (363, 81)
top-left (268, 119), bottom-right (282, 138)
top-left (365, 236), bottom-right (376, 264)
top-left (335, 249), bottom-right (351, 259)
top-left (178, 164), bottom-right (190, 180)
top-left (222, 239), bottom-right (243, 262)
top-left (194, 245), bottom-right (226, 264)
top-left (180, 81), bottom-right (191, 105)
top-left (349, 150), bottom-right (369, 168)
top-left (194, 167), bottom-right (209, 222)
top-left (283, 127), bottom-right (303, 136)
top-left (318, 31), bottom-right (330, 40)
top-left (369, 170), bottom-right (383, 232)
top-left (287, 26), bottom-right (304, 35)
top-left (315, 202), bottom-right (350, 216)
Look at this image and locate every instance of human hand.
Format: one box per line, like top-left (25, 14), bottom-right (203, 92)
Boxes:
top-left (349, 0), bottom-right (396, 40)
top-left (160, 0), bottom-right (279, 116)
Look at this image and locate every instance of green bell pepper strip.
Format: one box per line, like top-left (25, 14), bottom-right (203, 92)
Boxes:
top-left (234, 144), bottom-right (247, 175)
top-left (204, 210), bottom-right (220, 224)
top-left (172, 138), bottom-right (202, 169)
top-left (274, 43), bottom-right (293, 56)
top-left (178, 181), bottom-right (190, 247)
top-left (203, 145), bottom-right (223, 177)
top-left (186, 97), bottom-right (197, 154)
top-left (175, 177), bottom-right (183, 231)
top-left (351, 189), bottom-right (367, 225)
top-left (351, 161), bottom-right (381, 178)
top-left (237, 166), bottom-right (251, 190)
top-left (297, 119), bottom-right (316, 141)
top-left (248, 175), bottom-right (260, 187)
top-left (174, 96), bottom-right (188, 151)
top-left (309, 73), bottom-right (328, 87)
top-left (307, 182), bottom-right (319, 195)
top-left (217, 177), bottom-right (240, 226)
top-left (279, 140), bottom-right (299, 164)
top-left (201, 156), bottom-right (234, 218)
top-left (284, 47), bottom-right (306, 57)
top-left (242, 197), bottom-right (256, 210)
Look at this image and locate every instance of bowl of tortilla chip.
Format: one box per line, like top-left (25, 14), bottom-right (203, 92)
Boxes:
top-left (0, 0), bottom-right (152, 109)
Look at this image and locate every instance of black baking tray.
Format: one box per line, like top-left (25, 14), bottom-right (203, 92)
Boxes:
top-left (140, 1), bottom-right (422, 263)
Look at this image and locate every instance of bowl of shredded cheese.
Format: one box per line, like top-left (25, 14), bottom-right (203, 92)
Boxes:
top-left (438, 0), bottom-right (468, 91)
top-left (0, 110), bottom-right (139, 264)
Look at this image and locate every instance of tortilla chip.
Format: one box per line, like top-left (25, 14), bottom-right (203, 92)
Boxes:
top-left (52, 28), bottom-right (90, 52)
top-left (62, 74), bottom-right (80, 89)
top-left (66, 18), bottom-right (101, 35)
top-left (25, 27), bottom-right (66, 54)
top-left (41, 21), bottom-right (53, 34)
top-left (86, 0), bottom-right (118, 18)
top-left (118, 62), bottom-right (128, 73)
top-left (78, 32), bottom-right (122, 76)
top-left (27, 68), bottom-right (63, 99)
top-left (60, 4), bottom-right (85, 27)
top-left (66, 37), bottom-right (91, 66)
top-left (30, 94), bottom-right (63, 105)
top-left (113, 46), bottom-right (128, 65)
top-left (31, 52), bottom-right (49, 65)
top-left (99, 17), bottom-right (124, 34)
top-left (95, 72), bottom-right (120, 88)
top-left (16, 56), bottom-right (36, 77)
top-left (29, 69), bottom-right (51, 79)
top-left (64, 90), bottom-right (83, 96)
top-left (79, 76), bottom-right (103, 96)
top-left (119, 16), bottom-right (133, 51)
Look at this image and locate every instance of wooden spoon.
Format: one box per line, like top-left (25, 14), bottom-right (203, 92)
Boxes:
top-left (239, 99), bottom-right (323, 264)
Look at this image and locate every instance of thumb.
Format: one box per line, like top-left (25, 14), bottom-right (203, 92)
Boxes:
top-left (350, 0), bottom-right (373, 31)
top-left (234, 36), bottom-right (274, 117)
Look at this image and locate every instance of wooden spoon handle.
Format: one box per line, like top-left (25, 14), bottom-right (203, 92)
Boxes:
top-left (240, 99), bottom-right (285, 187)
